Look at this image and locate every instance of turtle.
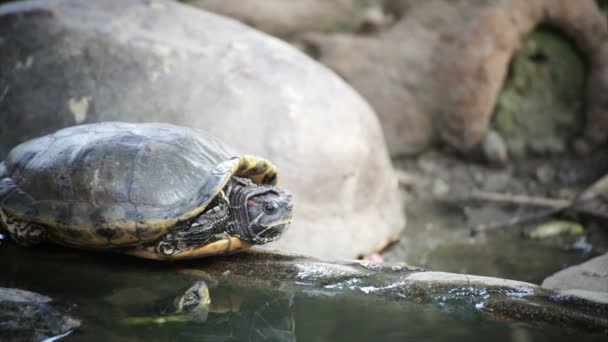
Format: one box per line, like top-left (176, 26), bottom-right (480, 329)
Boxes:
top-left (0, 122), bottom-right (293, 260)
top-left (0, 287), bottom-right (81, 341)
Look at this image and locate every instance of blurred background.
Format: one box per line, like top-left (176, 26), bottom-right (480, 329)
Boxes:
top-left (177, 0), bottom-right (608, 287)
top-left (1, 0), bottom-right (608, 340)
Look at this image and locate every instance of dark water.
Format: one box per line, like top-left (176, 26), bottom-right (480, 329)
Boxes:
top-left (0, 243), bottom-right (605, 342)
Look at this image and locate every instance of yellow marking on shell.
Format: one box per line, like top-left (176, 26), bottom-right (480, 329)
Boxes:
top-left (4, 208), bottom-right (179, 248)
top-left (124, 237), bottom-right (252, 260)
top-left (50, 227), bottom-right (141, 248)
top-left (235, 155), bottom-right (279, 185)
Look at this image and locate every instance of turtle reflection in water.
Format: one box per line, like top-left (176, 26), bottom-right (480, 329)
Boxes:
top-left (0, 122), bottom-right (293, 260)
top-left (123, 280), bottom-right (296, 342)
top-left (123, 281), bottom-right (211, 325)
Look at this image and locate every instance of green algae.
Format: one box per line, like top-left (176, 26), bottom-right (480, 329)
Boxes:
top-left (492, 29), bottom-right (586, 157)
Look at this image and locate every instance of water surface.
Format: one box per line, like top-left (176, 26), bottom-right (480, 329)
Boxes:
top-left (0, 243), bottom-right (604, 341)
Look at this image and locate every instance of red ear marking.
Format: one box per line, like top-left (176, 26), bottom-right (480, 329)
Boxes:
top-left (247, 200), bottom-right (257, 205)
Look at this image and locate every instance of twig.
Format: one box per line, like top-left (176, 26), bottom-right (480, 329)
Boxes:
top-left (469, 206), bottom-right (564, 236)
top-left (439, 190), bottom-right (573, 236)
top-left (462, 189), bottom-right (572, 208)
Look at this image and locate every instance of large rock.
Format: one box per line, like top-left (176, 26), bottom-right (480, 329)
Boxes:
top-left (0, 0), bottom-right (403, 259)
top-left (299, 1), bottom-right (446, 156)
top-left (435, 0), bottom-right (608, 151)
top-left (302, 0), bottom-right (608, 155)
top-left (185, 0), bottom-right (377, 38)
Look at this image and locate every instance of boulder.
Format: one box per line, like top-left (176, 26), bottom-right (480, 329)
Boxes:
top-left (0, 0), bottom-right (404, 259)
top-left (302, 0), bottom-right (608, 155)
top-left (184, 0), bottom-right (377, 38)
top-left (298, 1), bottom-right (447, 156)
top-left (436, 0), bottom-right (608, 151)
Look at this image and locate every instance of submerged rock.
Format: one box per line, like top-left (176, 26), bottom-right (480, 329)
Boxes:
top-left (0, 0), bottom-right (403, 259)
top-left (0, 287), bottom-right (80, 341)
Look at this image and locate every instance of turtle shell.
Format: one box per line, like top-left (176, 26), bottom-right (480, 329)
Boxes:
top-left (0, 122), bottom-right (245, 248)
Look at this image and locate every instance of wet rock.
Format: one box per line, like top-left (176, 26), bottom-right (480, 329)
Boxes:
top-left (185, 0), bottom-right (379, 38)
top-left (0, 287), bottom-right (80, 341)
top-left (184, 248), bottom-right (608, 333)
top-left (0, 0), bottom-right (403, 259)
top-left (542, 253), bottom-right (608, 293)
top-left (559, 289), bottom-right (608, 305)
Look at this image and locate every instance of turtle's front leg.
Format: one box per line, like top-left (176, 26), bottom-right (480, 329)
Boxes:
top-left (235, 155), bottom-right (279, 185)
top-left (126, 230), bottom-right (251, 261)
top-left (124, 192), bottom-right (241, 260)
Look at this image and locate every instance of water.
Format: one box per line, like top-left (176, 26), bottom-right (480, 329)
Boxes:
top-left (0, 243), bottom-right (605, 341)
top-left (385, 200), bottom-right (608, 285)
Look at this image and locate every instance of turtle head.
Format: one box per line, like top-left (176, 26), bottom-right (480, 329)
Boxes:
top-left (227, 178), bottom-right (293, 244)
top-left (245, 187), bottom-right (293, 243)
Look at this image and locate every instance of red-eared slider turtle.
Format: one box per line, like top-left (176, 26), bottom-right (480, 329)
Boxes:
top-left (0, 122), bottom-right (293, 260)
top-left (0, 287), bottom-right (80, 341)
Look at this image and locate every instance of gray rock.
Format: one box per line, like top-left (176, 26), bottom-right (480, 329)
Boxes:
top-left (0, 0), bottom-right (403, 259)
top-left (542, 253), bottom-right (608, 293)
top-left (299, 3), bottom-right (441, 156)
top-left (574, 174), bottom-right (608, 218)
top-left (185, 0), bottom-right (377, 37)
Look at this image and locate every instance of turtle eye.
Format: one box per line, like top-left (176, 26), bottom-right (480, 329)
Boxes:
top-left (263, 202), bottom-right (278, 215)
